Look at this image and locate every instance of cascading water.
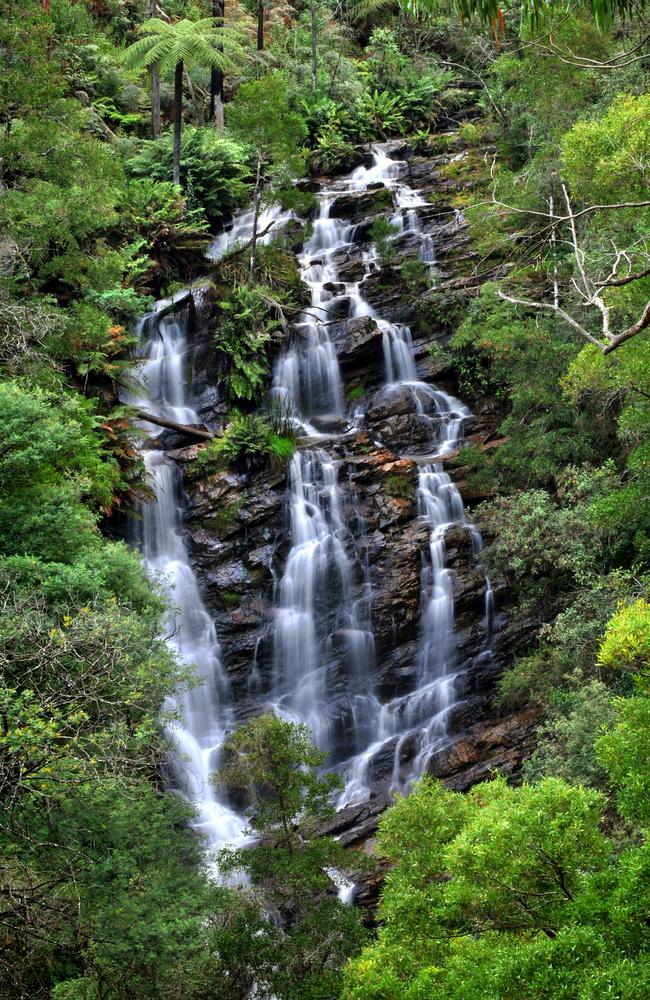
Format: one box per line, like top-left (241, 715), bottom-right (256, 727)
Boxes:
top-left (207, 203), bottom-right (295, 263)
top-left (268, 146), bottom-right (492, 804)
top-left (270, 449), bottom-right (376, 758)
top-left (271, 197), bottom-right (355, 424)
top-left (134, 303), bottom-right (246, 852)
top-left (131, 142), bottom-right (493, 851)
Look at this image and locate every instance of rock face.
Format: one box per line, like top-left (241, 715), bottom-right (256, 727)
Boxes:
top-left (171, 125), bottom-right (534, 845)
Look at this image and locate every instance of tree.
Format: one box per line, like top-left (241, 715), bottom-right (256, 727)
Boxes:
top-left (217, 714), bottom-right (367, 1000)
top-left (258, 0), bottom-right (265, 51)
top-left (150, 0), bottom-right (160, 137)
top-left (227, 73), bottom-right (307, 274)
top-left (342, 775), bottom-right (650, 1000)
top-left (354, 0), bottom-right (641, 32)
top-left (496, 177), bottom-right (650, 354)
top-left (122, 17), bottom-right (245, 186)
top-left (595, 599), bottom-right (650, 826)
top-left (489, 94), bottom-right (650, 354)
top-left (211, 0), bottom-right (226, 126)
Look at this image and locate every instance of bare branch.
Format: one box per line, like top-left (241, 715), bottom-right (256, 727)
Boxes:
top-left (497, 289), bottom-right (650, 354)
top-left (541, 32), bottom-right (650, 71)
top-left (596, 265), bottom-right (650, 289)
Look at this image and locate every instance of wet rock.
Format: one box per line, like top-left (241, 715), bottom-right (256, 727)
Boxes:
top-left (328, 316), bottom-right (383, 367)
top-left (427, 709), bottom-right (539, 791)
top-left (331, 186), bottom-right (394, 221)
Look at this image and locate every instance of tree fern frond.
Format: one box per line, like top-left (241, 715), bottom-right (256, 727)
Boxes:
top-left (122, 17), bottom-right (249, 77)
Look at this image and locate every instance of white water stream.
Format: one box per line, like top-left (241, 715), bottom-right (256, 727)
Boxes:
top-left (134, 305), bottom-right (246, 852)
top-left (269, 148), bottom-right (493, 804)
top-left (133, 145), bottom-right (492, 855)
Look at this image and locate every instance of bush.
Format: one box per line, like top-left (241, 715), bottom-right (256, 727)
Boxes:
top-left (215, 285), bottom-right (282, 402)
top-left (369, 217), bottom-right (400, 267)
top-left (125, 126), bottom-right (251, 223)
top-left (195, 412), bottom-right (296, 473)
top-left (523, 680), bottom-right (619, 789)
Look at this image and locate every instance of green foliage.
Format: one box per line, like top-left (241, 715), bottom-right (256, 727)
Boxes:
top-left (121, 16), bottom-right (246, 80)
top-left (0, 381), bottom-right (123, 570)
top-left (354, 89), bottom-right (407, 138)
top-left (597, 599), bottom-right (650, 676)
top-left (228, 72), bottom-right (308, 186)
top-left (597, 694), bottom-right (650, 827)
top-left (401, 253), bottom-right (430, 291)
top-left (451, 285), bottom-right (611, 491)
top-left (218, 715), bottom-right (368, 1000)
top-left (195, 412), bottom-right (296, 473)
top-left (496, 571), bottom-right (637, 710)
top-left (523, 680), bottom-right (618, 789)
top-left (595, 599), bottom-right (650, 826)
top-left (343, 773), bottom-right (649, 1000)
top-left (120, 177), bottom-right (210, 284)
top-left (125, 127), bottom-right (251, 222)
top-left (214, 284), bottom-right (283, 401)
top-left (563, 339), bottom-right (650, 565)
top-left (385, 473), bottom-right (413, 498)
top-left (561, 94), bottom-right (650, 204)
top-left (218, 714), bottom-right (341, 841)
top-left (369, 216), bottom-right (400, 267)
top-left (477, 484), bottom-right (602, 605)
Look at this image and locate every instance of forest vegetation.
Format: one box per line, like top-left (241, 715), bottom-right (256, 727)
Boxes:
top-left (0, 0), bottom-right (649, 997)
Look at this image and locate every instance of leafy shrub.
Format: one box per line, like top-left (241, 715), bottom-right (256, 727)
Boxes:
top-left (477, 487), bottom-right (601, 607)
top-left (385, 473), bottom-right (413, 498)
top-left (215, 285), bottom-right (284, 401)
top-left (598, 599), bottom-right (650, 676)
top-left (523, 680), bottom-right (618, 789)
top-left (369, 217), bottom-right (400, 267)
top-left (121, 178), bottom-right (209, 285)
top-left (352, 90), bottom-right (406, 140)
top-left (401, 254), bottom-right (430, 291)
top-left (125, 126), bottom-right (251, 223)
top-left (195, 412), bottom-right (296, 473)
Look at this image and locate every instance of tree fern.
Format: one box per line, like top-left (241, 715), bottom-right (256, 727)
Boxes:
top-left (122, 17), bottom-right (249, 186)
top-left (121, 18), bottom-right (247, 77)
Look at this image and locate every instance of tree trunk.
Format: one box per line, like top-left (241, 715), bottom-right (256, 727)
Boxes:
top-left (151, 0), bottom-right (160, 138)
top-left (310, 0), bottom-right (318, 92)
top-left (151, 71), bottom-right (161, 138)
top-left (249, 154), bottom-right (263, 278)
top-left (136, 410), bottom-right (215, 441)
top-left (211, 0), bottom-right (225, 127)
top-left (173, 59), bottom-right (183, 187)
top-left (257, 0), bottom-right (264, 50)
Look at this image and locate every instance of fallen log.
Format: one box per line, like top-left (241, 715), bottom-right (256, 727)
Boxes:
top-left (136, 409), bottom-right (215, 441)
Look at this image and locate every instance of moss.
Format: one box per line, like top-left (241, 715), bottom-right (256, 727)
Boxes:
top-left (367, 188), bottom-right (395, 213)
top-left (209, 495), bottom-right (247, 535)
top-left (220, 590), bottom-right (241, 609)
top-left (347, 384), bottom-right (365, 401)
top-left (385, 473), bottom-right (413, 499)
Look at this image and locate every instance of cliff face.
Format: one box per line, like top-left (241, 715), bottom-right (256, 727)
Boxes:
top-left (168, 128), bottom-right (537, 842)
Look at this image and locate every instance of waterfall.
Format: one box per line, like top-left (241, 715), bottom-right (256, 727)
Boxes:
top-left (134, 303), bottom-right (246, 852)
top-left (130, 142), bottom-right (493, 849)
top-left (266, 147), bottom-right (492, 803)
top-left (271, 198), bottom-right (354, 424)
top-left (270, 449), bottom-right (376, 759)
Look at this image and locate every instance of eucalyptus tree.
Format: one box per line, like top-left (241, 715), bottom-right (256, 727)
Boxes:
top-left (123, 17), bottom-right (246, 185)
